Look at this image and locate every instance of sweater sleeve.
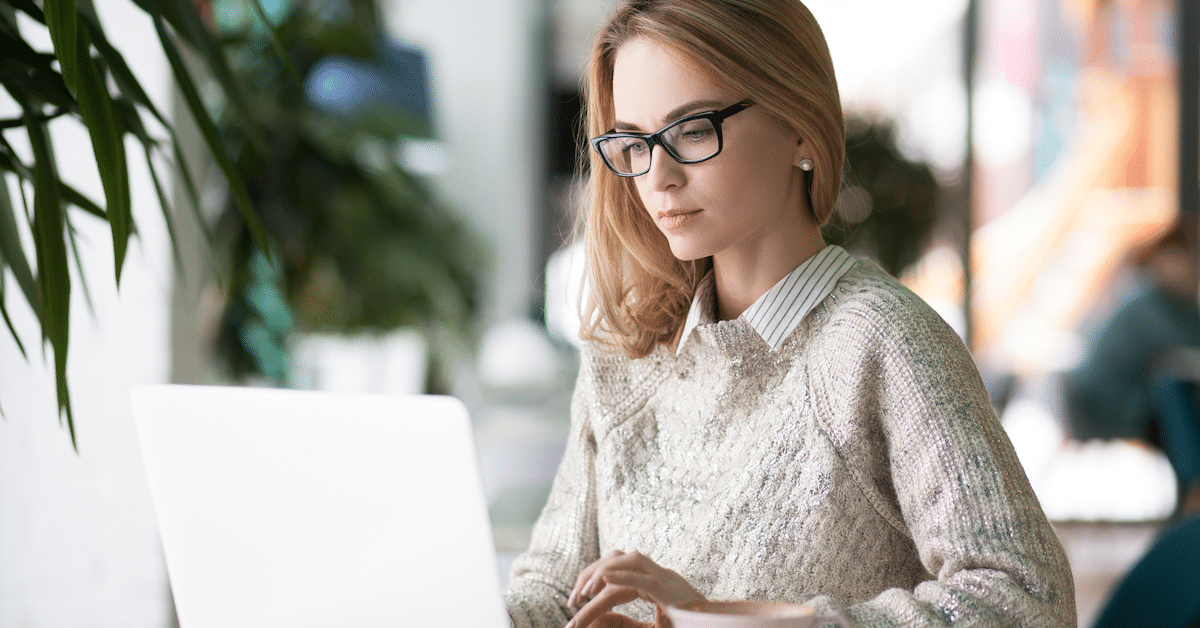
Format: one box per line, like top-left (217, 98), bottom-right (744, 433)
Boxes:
top-left (503, 349), bottom-right (602, 628)
top-left (807, 280), bottom-right (1076, 627)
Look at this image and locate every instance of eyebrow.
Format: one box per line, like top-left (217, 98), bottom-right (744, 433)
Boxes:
top-left (613, 99), bottom-right (726, 132)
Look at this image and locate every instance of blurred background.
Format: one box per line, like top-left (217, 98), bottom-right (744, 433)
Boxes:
top-left (1, 0), bottom-right (1198, 626)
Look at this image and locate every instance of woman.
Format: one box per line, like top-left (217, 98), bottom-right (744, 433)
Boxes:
top-left (504, 1), bottom-right (1075, 626)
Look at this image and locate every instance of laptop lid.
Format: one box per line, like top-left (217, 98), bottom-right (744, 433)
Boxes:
top-left (131, 384), bottom-right (509, 628)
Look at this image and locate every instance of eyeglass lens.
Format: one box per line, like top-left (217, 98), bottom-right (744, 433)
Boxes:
top-left (598, 116), bottom-right (720, 176)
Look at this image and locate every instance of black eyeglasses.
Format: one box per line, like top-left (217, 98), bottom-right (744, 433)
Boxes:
top-left (590, 101), bottom-right (752, 177)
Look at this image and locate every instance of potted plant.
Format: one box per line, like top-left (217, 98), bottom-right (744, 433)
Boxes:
top-left (202, 0), bottom-right (484, 390)
top-left (1, 0), bottom-right (274, 446)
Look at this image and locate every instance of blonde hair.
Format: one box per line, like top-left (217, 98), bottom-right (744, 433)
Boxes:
top-left (578, 0), bottom-right (845, 358)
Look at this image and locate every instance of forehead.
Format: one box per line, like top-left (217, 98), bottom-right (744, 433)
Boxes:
top-left (611, 36), bottom-right (727, 129)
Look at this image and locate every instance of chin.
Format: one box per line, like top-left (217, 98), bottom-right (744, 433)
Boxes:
top-left (663, 232), bottom-right (720, 262)
top-left (666, 244), bottom-right (710, 262)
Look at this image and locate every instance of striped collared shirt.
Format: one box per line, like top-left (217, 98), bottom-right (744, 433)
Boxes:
top-left (677, 245), bottom-right (856, 354)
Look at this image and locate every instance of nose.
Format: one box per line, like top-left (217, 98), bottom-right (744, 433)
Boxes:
top-left (642, 143), bottom-right (685, 192)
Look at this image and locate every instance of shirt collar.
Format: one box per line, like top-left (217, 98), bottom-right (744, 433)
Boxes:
top-left (676, 245), bottom-right (856, 354)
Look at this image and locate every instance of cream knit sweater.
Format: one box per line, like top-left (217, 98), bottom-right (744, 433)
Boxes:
top-left (505, 261), bottom-right (1075, 627)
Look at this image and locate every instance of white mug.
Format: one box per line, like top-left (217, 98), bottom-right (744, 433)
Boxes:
top-left (663, 600), bottom-right (853, 628)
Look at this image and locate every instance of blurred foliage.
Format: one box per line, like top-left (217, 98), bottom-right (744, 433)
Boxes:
top-left (823, 117), bottom-right (940, 277)
top-left (0, 0), bottom-right (271, 447)
top-left (208, 0), bottom-right (484, 387)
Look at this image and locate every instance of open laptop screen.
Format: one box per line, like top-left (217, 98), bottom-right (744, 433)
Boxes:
top-left (132, 385), bottom-right (509, 628)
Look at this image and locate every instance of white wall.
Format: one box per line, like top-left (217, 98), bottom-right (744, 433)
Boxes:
top-left (0, 3), bottom-right (175, 627)
top-left (383, 0), bottom-right (548, 323)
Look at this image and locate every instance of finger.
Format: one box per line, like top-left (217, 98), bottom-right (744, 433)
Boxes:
top-left (566, 583), bottom-right (640, 628)
top-left (578, 551), bottom-right (656, 601)
top-left (601, 569), bottom-right (706, 610)
top-left (570, 550), bottom-right (627, 606)
top-left (570, 568), bottom-right (601, 607)
top-left (598, 570), bottom-right (655, 597)
top-left (575, 552), bottom-right (671, 608)
top-left (571, 549), bottom-right (626, 603)
top-left (570, 548), bottom-right (667, 608)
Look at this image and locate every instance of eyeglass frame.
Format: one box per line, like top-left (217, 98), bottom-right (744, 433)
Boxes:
top-left (589, 101), bottom-right (753, 178)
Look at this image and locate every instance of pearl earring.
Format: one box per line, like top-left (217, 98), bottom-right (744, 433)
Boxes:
top-left (799, 159), bottom-right (814, 171)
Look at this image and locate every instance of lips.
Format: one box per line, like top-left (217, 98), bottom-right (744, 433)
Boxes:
top-left (658, 209), bottom-right (701, 230)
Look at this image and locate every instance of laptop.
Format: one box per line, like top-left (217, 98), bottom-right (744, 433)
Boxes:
top-left (131, 384), bottom-right (510, 628)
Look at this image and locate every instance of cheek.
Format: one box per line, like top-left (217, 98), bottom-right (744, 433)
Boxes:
top-left (709, 148), bottom-right (791, 203)
top-left (738, 141), bottom-right (797, 195)
top-left (632, 178), bottom-right (653, 210)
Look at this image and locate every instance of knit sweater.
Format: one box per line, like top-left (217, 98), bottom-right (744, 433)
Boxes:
top-left (504, 260), bottom-right (1075, 627)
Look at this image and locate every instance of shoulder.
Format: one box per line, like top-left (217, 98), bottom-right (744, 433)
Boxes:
top-left (803, 259), bottom-right (998, 462)
top-left (576, 342), bottom-right (674, 423)
top-left (810, 259), bottom-right (963, 356)
top-left (801, 258), bottom-right (989, 429)
top-left (579, 341), bottom-right (671, 381)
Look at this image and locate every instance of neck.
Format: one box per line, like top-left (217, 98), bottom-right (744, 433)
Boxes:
top-left (713, 226), bottom-right (826, 321)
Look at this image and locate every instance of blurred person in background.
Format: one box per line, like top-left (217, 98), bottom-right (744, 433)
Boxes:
top-left (1064, 223), bottom-right (1200, 516)
top-left (500, 1), bottom-right (1075, 627)
top-left (1091, 513), bottom-right (1200, 628)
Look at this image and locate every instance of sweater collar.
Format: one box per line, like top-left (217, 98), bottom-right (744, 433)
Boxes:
top-left (677, 245), bottom-right (855, 354)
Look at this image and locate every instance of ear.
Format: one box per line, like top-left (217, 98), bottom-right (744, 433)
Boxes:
top-left (793, 137), bottom-right (815, 170)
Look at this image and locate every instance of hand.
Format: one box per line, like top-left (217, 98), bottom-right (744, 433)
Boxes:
top-left (565, 550), bottom-right (705, 628)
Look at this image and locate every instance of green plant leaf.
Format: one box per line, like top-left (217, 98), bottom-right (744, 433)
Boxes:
top-left (110, 95), bottom-right (155, 146)
top-left (132, 0), bottom-right (266, 152)
top-left (42, 0), bottom-right (80, 92)
top-left (73, 27), bottom-right (131, 284)
top-left (126, 0), bottom-right (191, 45)
top-left (0, 57), bottom-right (79, 114)
top-left (6, 0), bottom-right (45, 23)
top-left (64, 217), bottom-right (95, 316)
top-left (108, 97), bottom-right (184, 272)
top-left (0, 138), bottom-right (108, 221)
top-left (0, 272), bottom-right (29, 360)
top-left (163, 136), bottom-right (229, 291)
top-left (0, 2), bottom-right (17, 30)
top-left (142, 143), bottom-right (185, 275)
top-left (25, 104), bottom-right (76, 449)
top-left (0, 136), bottom-right (31, 175)
top-left (79, 5), bottom-right (169, 128)
top-left (155, 16), bottom-right (270, 259)
top-left (0, 109), bottom-right (71, 131)
top-left (247, 0), bottom-right (301, 86)
top-left (0, 172), bottom-right (38, 319)
top-left (0, 24), bottom-right (51, 69)
top-left (59, 183), bottom-right (106, 220)
top-left (0, 139), bottom-right (36, 228)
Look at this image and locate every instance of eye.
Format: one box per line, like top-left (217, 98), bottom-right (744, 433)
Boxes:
top-left (616, 139), bottom-right (648, 155)
top-left (671, 119), bottom-right (715, 143)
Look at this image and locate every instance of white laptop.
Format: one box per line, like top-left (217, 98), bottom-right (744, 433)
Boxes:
top-left (131, 384), bottom-right (510, 628)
